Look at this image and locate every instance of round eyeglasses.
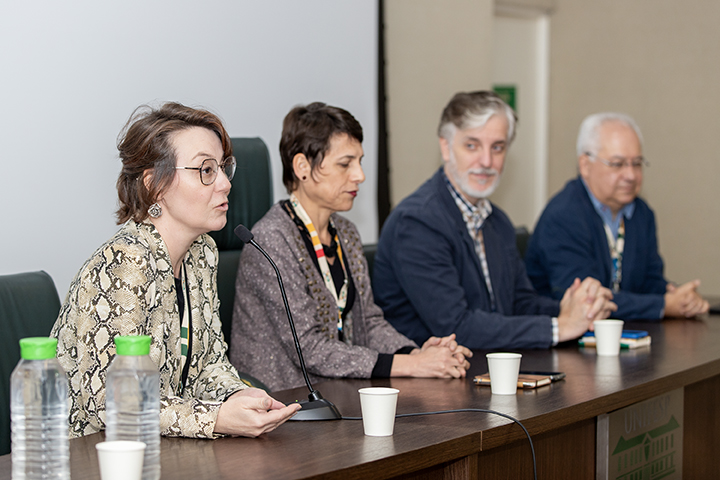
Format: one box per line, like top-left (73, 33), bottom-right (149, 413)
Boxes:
top-left (176, 157), bottom-right (236, 185)
top-left (585, 152), bottom-right (649, 170)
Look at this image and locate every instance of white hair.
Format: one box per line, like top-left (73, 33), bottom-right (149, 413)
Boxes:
top-left (438, 91), bottom-right (517, 146)
top-left (576, 112), bottom-right (644, 157)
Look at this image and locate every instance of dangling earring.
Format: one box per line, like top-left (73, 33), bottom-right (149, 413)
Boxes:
top-left (148, 203), bottom-right (162, 218)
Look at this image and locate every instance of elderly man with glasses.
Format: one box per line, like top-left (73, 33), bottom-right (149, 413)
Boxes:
top-left (525, 112), bottom-right (709, 320)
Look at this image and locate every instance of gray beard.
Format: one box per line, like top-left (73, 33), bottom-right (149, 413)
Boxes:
top-left (446, 152), bottom-right (502, 200)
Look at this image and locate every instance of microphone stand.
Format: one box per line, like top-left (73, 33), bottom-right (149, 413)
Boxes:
top-left (234, 225), bottom-right (341, 421)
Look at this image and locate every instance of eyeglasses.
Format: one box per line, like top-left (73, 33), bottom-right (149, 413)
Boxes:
top-left (585, 152), bottom-right (649, 170)
top-left (176, 157), bottom-right (236, 185)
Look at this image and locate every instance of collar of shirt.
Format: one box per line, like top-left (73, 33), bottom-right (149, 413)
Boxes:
top-left (580, 177), bottom-right (635, 239)
top-left (443, 170), bottom-right (492, 233)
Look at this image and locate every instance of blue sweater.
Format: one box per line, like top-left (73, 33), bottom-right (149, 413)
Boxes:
top-left (525, 177), bottom-right (666, 320)
top-left (374, 168), bottom-right (559, 350)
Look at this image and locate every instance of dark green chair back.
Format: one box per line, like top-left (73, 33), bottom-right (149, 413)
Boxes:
top-left (209, 137), bottom-right (273, 352)
top-left (363, 243), bottom-right (378, 281)
top-left (0, 271), bottom-right (61, 455)
top-left (515, 226), bottom-right (532, 260)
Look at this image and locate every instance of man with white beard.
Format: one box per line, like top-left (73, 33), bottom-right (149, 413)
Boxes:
top-left (373, 91), bottom-right (616, 349)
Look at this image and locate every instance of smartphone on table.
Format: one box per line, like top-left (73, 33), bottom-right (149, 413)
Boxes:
top-left (473, 371), bottom-right (565, 389)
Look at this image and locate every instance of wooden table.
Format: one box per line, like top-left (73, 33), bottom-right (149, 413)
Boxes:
top-left (2, 315), bottom-right (719, 479)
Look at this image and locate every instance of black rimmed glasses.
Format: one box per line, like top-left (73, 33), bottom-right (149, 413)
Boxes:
top-left (585, 152), bottom-right (649, 170)
top-left (176, 157), bottom-right (236, 185)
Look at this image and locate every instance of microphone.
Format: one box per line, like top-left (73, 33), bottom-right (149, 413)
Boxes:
top-left (234, 224), bottom-right (341, 421)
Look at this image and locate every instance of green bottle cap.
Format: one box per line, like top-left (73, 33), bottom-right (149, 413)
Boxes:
top-left (114, 335), bottom-right (152, 356)
top-left (19, 337), bottom-right (58, 360)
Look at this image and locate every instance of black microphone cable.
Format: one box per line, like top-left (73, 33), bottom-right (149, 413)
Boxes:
top-left (234, 224), bottom-right (341, 420)
top-left (234, 224), bottom-right (315, 394)
top-left (342, 409), bottom-right (537, 480)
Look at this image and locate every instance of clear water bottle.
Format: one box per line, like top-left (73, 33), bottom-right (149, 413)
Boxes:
top-left (105, 335), bottom-right (160, 480)
top-left (11, 337), bottom-right (70, 480)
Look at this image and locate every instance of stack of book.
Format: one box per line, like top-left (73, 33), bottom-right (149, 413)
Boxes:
top-left (578, 329), bottom-right (651, 349)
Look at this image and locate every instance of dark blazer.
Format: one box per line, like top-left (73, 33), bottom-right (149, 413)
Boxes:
top-left (525, 177), bottom-right (667, 320)
top-left (374, 168), bottom-right (559, 350)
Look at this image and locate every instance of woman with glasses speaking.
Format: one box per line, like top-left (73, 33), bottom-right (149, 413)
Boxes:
top-left (51, 102), bottom-right (300, 440)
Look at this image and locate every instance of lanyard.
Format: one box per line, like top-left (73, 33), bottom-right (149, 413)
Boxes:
top-left (178, 263), bottom-right (191, 390)
top-left (603, 217), bottom-right (625, 293)
top-left (290, 194), bottom-right (348, 336)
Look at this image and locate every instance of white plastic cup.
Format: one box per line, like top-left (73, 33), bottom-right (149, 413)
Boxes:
top-left (358, 387), bottom-right (399, 436)
top-left (593, 319), bottom-right (625, 356)
top-left (96, 440), bottom-right (146, 480)
top-left (486, 353), bottom-right (522, 395)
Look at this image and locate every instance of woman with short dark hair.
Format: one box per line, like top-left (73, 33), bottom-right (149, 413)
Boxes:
top-left (230, 102), bottom-right (472, 391)
top-left (52, 102), bottom-right (299, 439)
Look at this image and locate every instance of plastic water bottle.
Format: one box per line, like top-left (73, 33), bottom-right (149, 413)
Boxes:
top-left (11, 337), bottom-right (69, 480)
top-left (105, 335), bottom-right (161, 480)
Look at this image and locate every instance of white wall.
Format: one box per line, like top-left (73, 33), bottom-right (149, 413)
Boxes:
top-left (0, 1), bottom-right (378, 297)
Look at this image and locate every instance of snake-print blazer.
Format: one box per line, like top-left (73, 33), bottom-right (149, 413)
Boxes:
top-left (51, 220), bottom-right (247, 439)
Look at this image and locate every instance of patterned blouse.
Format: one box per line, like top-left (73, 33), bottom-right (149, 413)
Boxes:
top-left (51, 220), bottom-right (248, 439)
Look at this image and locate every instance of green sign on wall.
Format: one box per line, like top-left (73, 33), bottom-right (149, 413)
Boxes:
top-left (493, 84), bottom-right (517, 112)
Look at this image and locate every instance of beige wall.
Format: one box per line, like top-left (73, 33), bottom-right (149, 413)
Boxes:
top-left (386, 0), bottom-right (720, 296)
top-left (384, 0), bottom-right (494, 206)
top-left (549, 0), bottom-right (720, 294)
top-left (385, 0), bottom-right (720, 295)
